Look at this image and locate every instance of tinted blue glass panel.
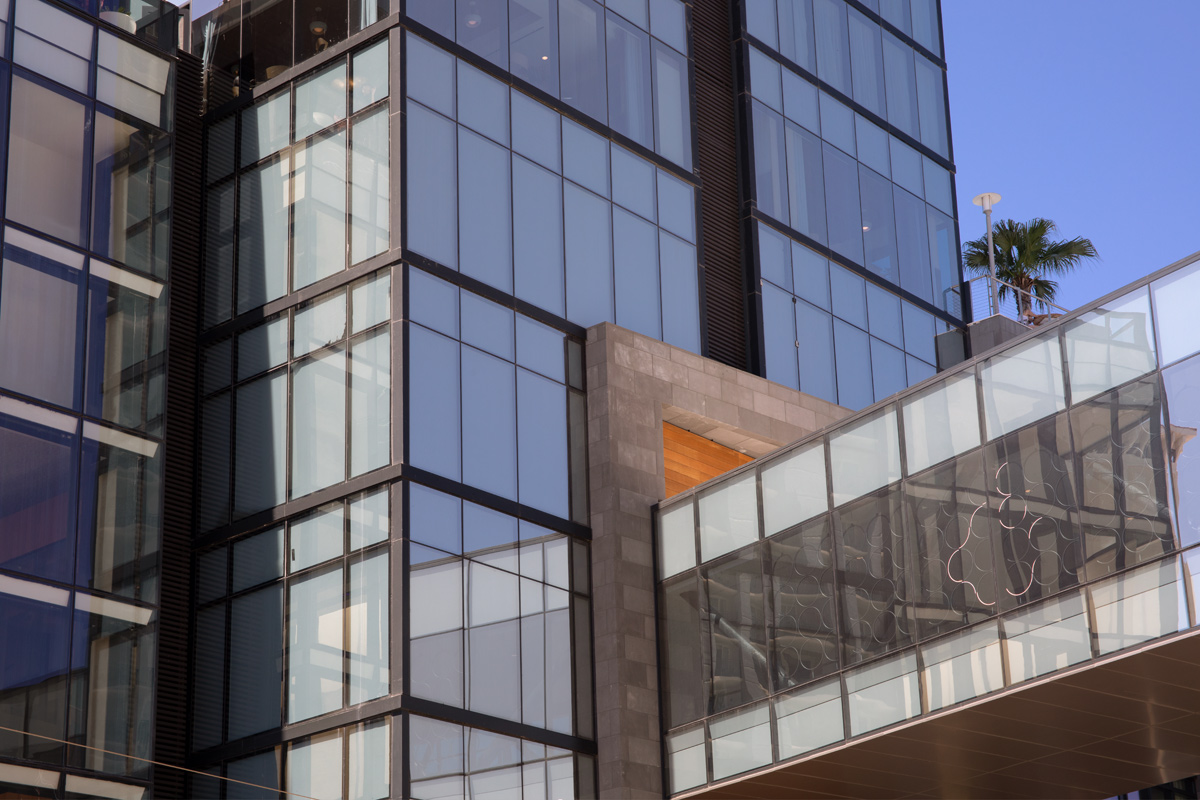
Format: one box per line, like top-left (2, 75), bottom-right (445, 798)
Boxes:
top-left (784, 121), bottom-right (826, 245)
top-left (834, 319), bottom-right (872, 409)
top-left (606, 12), bottom-right (653, 148)
top-left (513, 157), bottom-right (565, 316)
top-left (462, 347), bottom-right (517, 499)
top-left (0, 414), bottom-right (77, 583)
top-left (458, 0), bottom-right (508, 69)
top-left (650, 0), bottom-right (687, 53)
top-left (763, 283), bottom-right (799, 390)
top-left (563, 119), bottom-right (610, 198)
top-left (611, 143), bottom-right (656, 221)
top-left (510, 0), bottom-right (559, 96)
top-left (408, 325), bottom-right (461, 481)
top-left (923, 157), bottom-right (953, 215)
top-left (882, 32), bottom-right (918, 138)
top-left (906, 355), bottom-right (935, 384)
top-left (758, 221), bottom-right (791, 291)
top-left (866, 283), bottom-right (902, 347)
top-left (511, 90), bottom-right (561, 172)
top-left (894, 187), bottom-right (932, 302)
top-left (516, 316), bottom-right (566, 382)
top-left (461, 292), bottom-right (515, 361)
top-left (927, 206), bottom-right (959, 315)
top-left (613, 208), bottom-right (662, 340)
top-left (407, 35), bottom-right (456, 118)
top-left (458, 128), bottom-right (512, 291)
top-left (823, 143), bottom-right (862, 265)
top-left (847, 8), bottom-right (884, 117)
top-left (745, 0), bottom-right (776, 47)
top-left (518, 369), bottom-right (569, 518)
top-left (890, 137), bottom-right (923, 197)
top-left (0, 586), bottom-right (70, 763)
top-left (657, 170), bottom-right (695, 243)
top-left (812, 0), bottom-right (850, 95)
top-left (781, 69), bottom-right (819, 134)
top-left (818, 92), bottom-right (854, 156)
top-left (829, 263), bottom-right (866, 328)
top-left (914, 53), bottom-right (948, 157)
top-left (564, 182), bottom-right (613, 327)
top-left (411, 483), bottom-right (463, 555)
top-left (855, 116), bottom-right (889, 177)
top-left (660, 232), bottom-right (700, 353)
top-left (408, 0), bottom-right (454, 38)
top-left (796, 300), bottom-right (835, 403)
top-left (409, 267), bottom-right (459, 338)
top-left (902, 302), bottom-right (936, 364)
top-left (407, 104), bottom-right (458, 268)
top-left (793, 242), bottom-right (830, 310)
top-left (870, 338), bottom-right (906, 400)
top-left (860, 165), bottom-right (898, 284)
top-left (778, 0), bottom-right (816, 73)
top-left (652, 41), bottom-right (691, 169)
top-left (560, 0), bottom-right (608, 123)
top-left (749, 47), bottom-right (781, 111)
top-left (457, 61), bottom-right (510, 146)
top-left (753, 101), bottom-right (787, 223)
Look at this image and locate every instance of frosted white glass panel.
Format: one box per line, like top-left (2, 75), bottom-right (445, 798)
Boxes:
top-left (1153, 261), bottom-right (1200, 367)
top-left (981, 333), bottom-right (1065, 440)
top-left (921, 623), bottom-right (1003, 711)
top-left (708, 703), bottom-right (770, 781)
top-left (1063, 287), bottom-right (1157, 403)
top-left (1003, 592), bottom-right (1091, 683)
top-left (774, 678), bottom-right (844, 758)
top-left (657, 500), bottom-right (695, 579)
top-left (698, 472), bottom-right (758, 563)
top-left (760, 442), bottom-right (828, 535)
top-left (901, 371), bottom-right (980, 474)
top-left (845, 652), bottom-right (918, 735)
top-left (664, 727), bottom-right (705, 793)
top-left (1091, 559), bottom-right (1183, 656)
top-left (829, 408), bottom-right (900, 505)
top-left (292, 349), bottom-right (347, 498)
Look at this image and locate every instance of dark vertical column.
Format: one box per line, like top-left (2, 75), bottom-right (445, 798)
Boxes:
top-left (692, 0), bottom-right (749, 372)
top-left (153, 50), bottom-right (204, 800)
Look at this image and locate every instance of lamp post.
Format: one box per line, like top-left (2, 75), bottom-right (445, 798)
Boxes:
top-left (972, 192), bottom-right (1002, 317)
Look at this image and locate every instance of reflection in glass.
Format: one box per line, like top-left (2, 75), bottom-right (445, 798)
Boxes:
top-left (92, 113), bottom-right (171, 279)
top-left (0, 580), bottom-right (70, 765)
top-left (761, 442), bottom-right (827, 536)
top-left (1003, 591), bottom-right (1090, 683)
top-left (0, 413), bottom-right (78, 583)
top-left (1064, 287), bottom-right (1156, 403)
top-left (829, 408), bottom-right (900, 505)
top-left (1164, 355), bottom-right (1200, 547)
top-left (288, 566), bottom-right (344, 722)
top-left (350, 109), bottom-right (389, 263)
top-left (920, 623), bottom-right (1003, 711)
top-left (981, 332), bottom-right (1065, 440)
top-left (704, 547), bottom-right (768, 714)
top-left (659, 574), bottom-right (707, 729)
top-left (901, 371), bottom-right (980, 474)
top-left (845, 652), bottom-right (918, 735)
top-left (708, 703), bottom-right (770, 781)
top-left (1090, 559), bottom-right (1182, 656)
top-left (698, 472), bottom-right (758, 563)
top-left (238, 154), bottom-right (290, 313)
top-left (293, 131), bottom-right (347, 290)
top-left (774, 678), bottom-right (843, 759)
top-left (769, 518), bottom-right (838, 689)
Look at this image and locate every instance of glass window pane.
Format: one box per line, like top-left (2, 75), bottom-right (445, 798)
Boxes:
top-left (295, 291), bottom-right (347, 358)
top-left (291, 504), bottom-right (344, 572)
top-left (203, 180), bottom-right (235, 327)
top-left (881, 32), bottom-right (918, 138)
top-left (829, 407), bottom-right (899, 505)
top-left (785, 121), bottom-right (827, 244)
top-left (657, 501), bottom-right (695, 580)
top-left (752, 101), bottom-right (786, 224)
top-left (349, 553), bottom-right (389, 704)
top-left (238, 154), bottom-right (290, 314)
top-left (462, 348), bottom-right (517, 499)
top-left (613, 208), bottom-right (661, 340)
top-left (834, 320), bottom-right (872, 409)
top-left (92, 112), bottom-right (171, 278)
top-left (921, 623), bottom-right (1002, 711)
top-left (1152, 259), bottom-right (1200, 367)
top-left (762, 283), bottom-right (798, 389)
top-left (901, 372), bottom-right (980, 474)
top-left (774, 678), bottom-right (843, 759)
top-left (516, 316), bottom-right (566, 383)
top-left (823, 144), bottom-right (862, 265)
top-left (564, 182), bottom-right (613, 327)
top-left (458, 128), bottom-right (512, 292)
top-left (855, 115), bottom-right (889, 177)
top-left (0, 250), bottom-right (83, 409)
top-left (922, 156), bottom-right (952, 215)
top-left (0, 413), bottom-right (78, 583)
top-left (461, 292), bottom-right (515, 362)
top-left (606, 13), bottom-right (653, 148)
top-left (14, 0), bottom-right (90, 92)
top-left (761, 441), bottom-right (828, 535)
top-left (352, 39), bottom-right (388, 112)
top-left (845, 653), bottom-right (919, 735)
top-left (406, 34), bottom-right (455, 118)
top-left (351, 109), bottom-right (390, 264)
top-left (409, 266), bottom-right (458, 339)
top-left (781, 68), bottom-right (819, 134)
top-left (242, 91), bottom-right (290, 167)
top-left (234, 372), bottom-right (287, 516)
top-left (660, 232), bottom-right (700, 353)
top-left (349, 488), bottom-right (389, 551)
top-left (237, 317), bottom-right (288, 381)
top-left (894, 187), bottom-right (932, 303)
top-left (294, 131), bottom-right (347, 290)
top-left (817, 91), bottom-right (854, 156)
top-left (860, 165), bottom-right (897, 283)
top-left (865, 283), bottom-right (902, 346)
top-left (657, 170), bottom-right (695, 243)
top-left (793, 243), bottom-right (829, 309)
top-left (232, 526), bottom-right (284, 592)
top-left (709, 703), bottom-right (770, 781)
top-left (348, 721), bottom-right (390, 800)
top-left (749, 47), bottom-right (781, 111)
top-left (652, 41), bottom-right (691, 168)
top-left (911, 0), bottom-right (939, 55)
top-left (611, 143), bottom-right (656, 221)
top-left (664, 727), bottom-right (705, 794)
top-left (288, 730), bottom-right (343, 800)
top-left (517, 368), bottom-right (569, 518)
top-left (408, 326), bottom-right (461, 481)
top-left (871, 338), bottom-right (906, 401)
top-left (698, 472), bottom-right (758, 562)
top-left (510, 0), bottom-right (558, 96)
top-left (511, 90), bottom-right (560, 172)
top-left (457, 60), bottom-right (509, 146)
top-left (659, 574), bottom-right (706, 728)
top-left (406, 103), bottom-right (457, 268)
top-left (351, 269), bottom-right (390, 334)
top-left (1164, 355), bottom-right (1200, 547)
top-left (227, 752), bottom-right (280, 800)
top-left (914, 52), bottom-right (947, 157)
top-left (458, 0), bottom-right (507, 68)
top-left (927, 205), bottom-right (960, 317)
top-left (890, 136), bottom-right (923, 197)
top-left (812, 0), bottom-right (850, 95)
top-left (562, 119), bottom-right (609, 198)
top-left (513, 156), bottom-right (565, 317)
top-left (796, 300), bottom-right (835, 403)
top-left (980, 332), bottom-right (1065, 440)
top-left (288, 567), bottom-right (345, 722)
top-left (292, 349), bottom-right (347, 498)
top-left (1003, 592), bottom-right (1091, 683)
top-left (649, 0), bottom-right (686, 53)
top-left (350, 330), bottom-right (390, 477)
top-left (846, 8), bottom-right (884, 117)
top-left (228, 585), bottom-right (283, 739)
top-left (295, 62), bottom-right (347, 141)
top-left (1065, 287), bottom-right (1156, 402)
top-left (199, 394), bottom-right (231, 530)
top-left (8, 77), bottom-right (88, 246)
top-left (559, 0), bottom-right (607, 123)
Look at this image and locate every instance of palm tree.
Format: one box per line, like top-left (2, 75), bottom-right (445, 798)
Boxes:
top-left (962, 217), bottom-right (1098, 319)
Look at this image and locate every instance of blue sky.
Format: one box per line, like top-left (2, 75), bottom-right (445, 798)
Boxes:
top-left (943, 1), bottom-right (1200, 313)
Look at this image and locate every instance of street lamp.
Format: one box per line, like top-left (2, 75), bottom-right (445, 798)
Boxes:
top-left (972, 192), bottom-right (1002, 317)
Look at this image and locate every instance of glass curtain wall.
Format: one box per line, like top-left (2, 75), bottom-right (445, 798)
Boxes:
top-left (742, 0), bottom-right (964, 410)
top-left (0, 0), bottom-right (173, 795)
top-left (655, 254), bottom-right (1200, 794)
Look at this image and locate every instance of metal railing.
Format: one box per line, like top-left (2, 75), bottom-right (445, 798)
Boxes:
top-left (967, 274), bottom-right (1069, 326)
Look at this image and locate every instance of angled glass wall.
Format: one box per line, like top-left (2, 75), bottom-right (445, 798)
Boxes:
top-left (0, 1), bottom-right (174, 795)
top-left (741, 0), bottom-right (964, 410)
top-left (655, 252), bottom-right (1200, 794)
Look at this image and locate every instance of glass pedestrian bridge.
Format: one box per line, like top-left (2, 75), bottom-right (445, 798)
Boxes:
top-left (655, 251), bottom-right (1200, 797)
